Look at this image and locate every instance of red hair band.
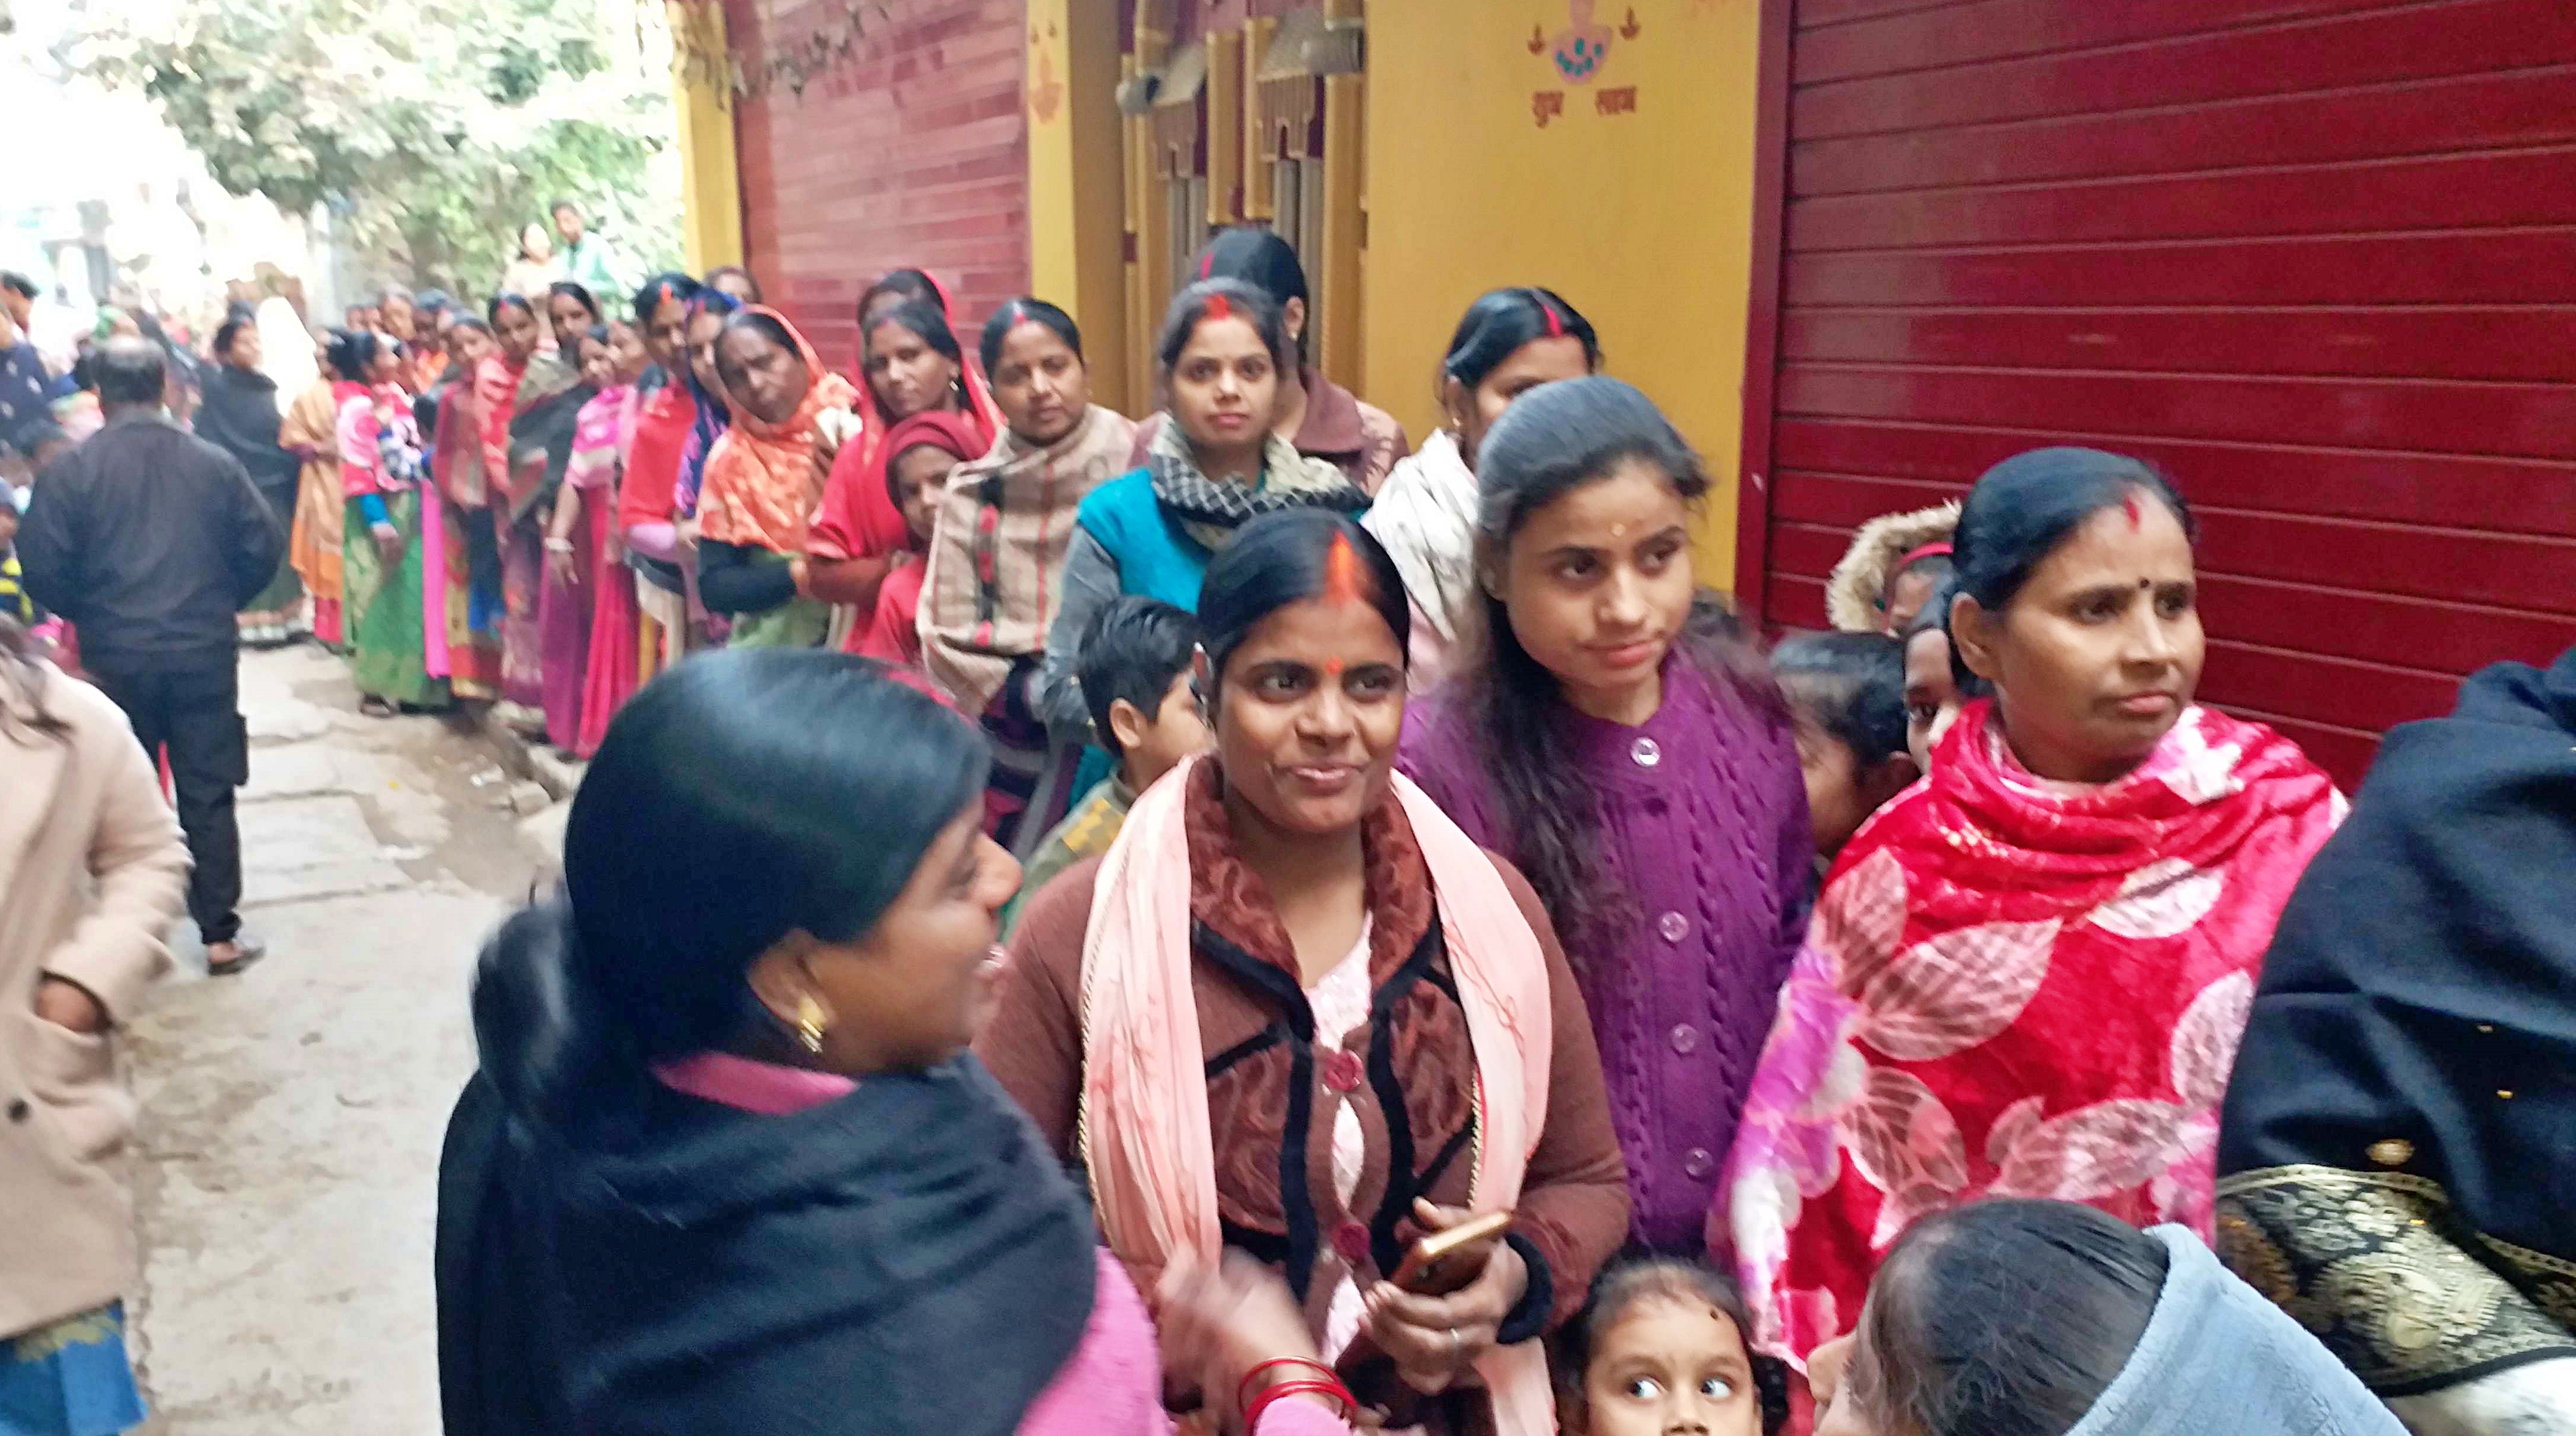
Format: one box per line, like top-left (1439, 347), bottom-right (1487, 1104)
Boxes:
top-left (1886, 542), bottom-right (1952, 600)
top-left (1205, 292), bottom-right (1232, 322)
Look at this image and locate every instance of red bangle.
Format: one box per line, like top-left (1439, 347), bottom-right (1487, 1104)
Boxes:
top-left (1236, 1356), bottom-right (1338, 1415)
top-left (1244, 1378), bottom-right (1355, 1430)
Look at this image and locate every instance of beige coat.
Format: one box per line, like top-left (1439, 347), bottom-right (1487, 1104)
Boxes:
top-left (0, 660), bottom-right (189, 1338)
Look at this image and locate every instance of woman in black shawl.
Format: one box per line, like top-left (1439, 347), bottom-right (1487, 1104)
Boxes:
top-left (2217, 643), bottom-right (2576, 1435)
top-left (197, 314), bottom-right (305, 644)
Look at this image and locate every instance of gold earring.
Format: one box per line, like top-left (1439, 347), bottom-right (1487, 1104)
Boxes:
top-left (794, 994), bottom-right (828, 1054)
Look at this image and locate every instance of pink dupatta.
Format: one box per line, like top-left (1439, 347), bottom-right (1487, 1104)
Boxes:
top-left (1077, 756), bottom-right (1557, 1435)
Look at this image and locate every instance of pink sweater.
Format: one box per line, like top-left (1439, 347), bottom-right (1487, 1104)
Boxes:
top-left (657, 1053), bottom-right (1349, 1436)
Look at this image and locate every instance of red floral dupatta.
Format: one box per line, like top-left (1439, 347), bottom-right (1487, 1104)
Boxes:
top-left (1714, 701), bottom-right (2343, 1366)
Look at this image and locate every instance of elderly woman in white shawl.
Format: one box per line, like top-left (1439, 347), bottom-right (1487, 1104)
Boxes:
top-left (1360, 288), bottom-right (1596, 689)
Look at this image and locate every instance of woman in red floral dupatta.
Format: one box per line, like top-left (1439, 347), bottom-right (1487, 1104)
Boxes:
top-left (1716, 448), bottom-right (2344, 1375)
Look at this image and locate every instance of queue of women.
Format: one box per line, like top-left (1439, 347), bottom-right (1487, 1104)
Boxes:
top-left (247, 229), bottom-right (2554, 1436)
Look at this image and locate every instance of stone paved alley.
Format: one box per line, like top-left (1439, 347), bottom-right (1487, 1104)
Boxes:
top-left (117, 645), bottom-right (553, 1436)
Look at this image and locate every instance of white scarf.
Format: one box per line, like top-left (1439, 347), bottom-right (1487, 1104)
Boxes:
top-left (1363, 430), bottom-right (1480, 646)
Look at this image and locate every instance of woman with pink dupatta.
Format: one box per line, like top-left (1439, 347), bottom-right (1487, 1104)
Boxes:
top-left (1714, 449), bottom-right (2344, 1382)
top-left (541, 320), bottom-right (646, 753)
top-left (979, 512), bottom-right (1630, 1434)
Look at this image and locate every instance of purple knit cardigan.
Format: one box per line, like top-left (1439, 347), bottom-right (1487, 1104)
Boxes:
top-left (1398, 653), bottom-right (1814, 1252)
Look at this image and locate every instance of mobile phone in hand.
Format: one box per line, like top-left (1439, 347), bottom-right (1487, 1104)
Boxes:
top-left (1386, 1210), bottom-right (1514, 1295)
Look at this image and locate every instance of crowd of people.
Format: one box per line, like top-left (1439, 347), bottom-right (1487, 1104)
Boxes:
top-left (0, 219), bottom-right (2567, 1436)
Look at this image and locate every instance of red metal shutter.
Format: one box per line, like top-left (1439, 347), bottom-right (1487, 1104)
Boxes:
top-left (1739, 0), bottom-right (2576, 787)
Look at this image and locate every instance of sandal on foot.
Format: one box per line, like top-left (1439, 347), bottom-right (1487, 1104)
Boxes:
top-left (206, 936), bottom-right (269, 978)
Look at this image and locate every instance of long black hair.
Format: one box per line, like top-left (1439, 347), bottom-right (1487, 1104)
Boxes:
top-left (1462, 375), bottom-right (1780, 949)
top-left (1198, 509), bottom-right (1409, 697)
top-left (1850, 1200), bottom-right (2169, 1436)
top-left (469, 653), bottom-right (989, 1130)
top-left (1439, 286), bottom-right (1599, 408)
top-left (1947, 447), bottom-right (2194, 687)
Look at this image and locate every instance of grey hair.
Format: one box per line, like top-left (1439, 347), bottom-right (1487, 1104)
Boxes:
top-left (93, 337), bottom-right (168, 408)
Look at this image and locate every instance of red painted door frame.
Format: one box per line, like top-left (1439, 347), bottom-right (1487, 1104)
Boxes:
top-left (1730, 0), bottom-right (1795, 631)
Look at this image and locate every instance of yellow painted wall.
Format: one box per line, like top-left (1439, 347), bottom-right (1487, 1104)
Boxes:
top-left (1025, 0), bottom-right (1134, 414)
top-left (1363, 0), bottom-right (1763, 585)
top-left (668, 0), bottom-right (745, 272)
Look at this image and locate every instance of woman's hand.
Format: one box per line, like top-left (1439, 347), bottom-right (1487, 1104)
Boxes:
top-left (675, 515), bottom-right (700, 552)
top-left (372, 521), bottom-right (405, 567)
top-left (1161, 1253), bottom-right (1341, 1429)
top-left (546, 537), bottom-right (580, 587)
top-left (33, 976), bottom-right (106, 1035)
top-left (1363, 1201), bottom-right (1529, 1395)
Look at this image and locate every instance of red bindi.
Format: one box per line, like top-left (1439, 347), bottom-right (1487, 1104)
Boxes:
top-left (1324, 657), bottom-right (1344, 677)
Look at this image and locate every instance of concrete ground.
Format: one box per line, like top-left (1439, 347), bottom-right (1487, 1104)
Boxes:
top-left (117, 644), bottom-right (559, 1436)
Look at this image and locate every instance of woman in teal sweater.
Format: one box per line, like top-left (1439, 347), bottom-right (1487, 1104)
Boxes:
top-left (1031, 279), bottom-right (1366, 745)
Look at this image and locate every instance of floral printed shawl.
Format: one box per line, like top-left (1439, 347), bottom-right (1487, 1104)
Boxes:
top-left (696, 307), bottom-right (858, 554)
top-left (1714, 701), bottom-right (2343, 1366)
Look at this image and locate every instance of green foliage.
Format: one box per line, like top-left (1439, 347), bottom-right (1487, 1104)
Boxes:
top-left (68, 0), bottom-right (684, 297)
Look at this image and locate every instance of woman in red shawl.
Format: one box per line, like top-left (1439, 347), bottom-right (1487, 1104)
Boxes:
top-left (694, 307), bottom-right (857, 648)
top-left (1716, 448), bottom-right (2345, 1376)
top-left (805, 270), bottom-right (1000, 620)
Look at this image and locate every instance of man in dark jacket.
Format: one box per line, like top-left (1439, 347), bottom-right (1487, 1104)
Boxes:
top-left (18, 337), bottom-right (288, 975)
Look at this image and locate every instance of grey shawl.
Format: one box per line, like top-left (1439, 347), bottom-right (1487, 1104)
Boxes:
top-left (2071, 1228), bottom-right (2406, 1436)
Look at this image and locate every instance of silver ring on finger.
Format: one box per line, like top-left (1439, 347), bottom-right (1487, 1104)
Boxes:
top-left (1449, 1325), bottom-right (1463, 1362)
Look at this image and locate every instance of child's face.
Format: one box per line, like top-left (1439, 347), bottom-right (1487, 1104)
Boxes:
top-left (888, 444), bottom-right (952, 549)
top-left (1789, 705), bottom-right (1872, 863)
top-left (1574, 1295), bottom-right (1764, 1436)
top-left (1114, 672), bottom-right (1213, 796)
top-left (1904, 628), bottom-right (1962, 773)
top-left (1881, 568), bottom-right (1938, 637)
top-left (0, 498), bottom-right (18, 549)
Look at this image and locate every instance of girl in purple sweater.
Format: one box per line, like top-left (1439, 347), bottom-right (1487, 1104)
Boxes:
top-left (1398, 376), bottom-right (1812, 1254)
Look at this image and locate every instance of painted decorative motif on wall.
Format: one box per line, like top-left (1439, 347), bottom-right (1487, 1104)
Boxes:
top-left (1528, 0), bottom-right (1643, 128)
top-left (1029, 19), bottom-right (1064, 124)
